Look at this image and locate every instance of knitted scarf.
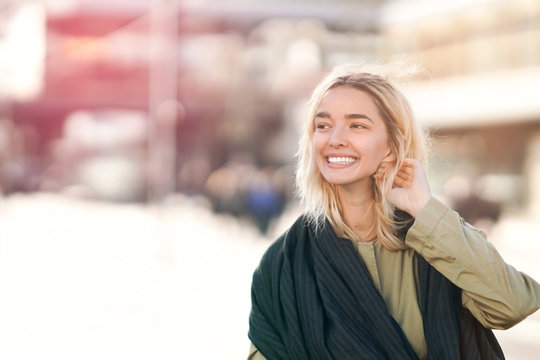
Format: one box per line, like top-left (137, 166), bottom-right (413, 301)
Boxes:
top-left (248, 215), bottom-right (504, 360)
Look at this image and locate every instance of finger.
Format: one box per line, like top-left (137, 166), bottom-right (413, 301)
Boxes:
top-left (395, 169), bottom-right (413, 181)
top-left (396, 170), bottom-right (413, 180)
top-left (393, 176), bottom-right (412, 188)
top-left (394, 170), bottom-right (411, 181)
top-left (398, 161), bottom-right (415, 172)
top-left (397, 168), bottom-right (412, 176)
top-left (398, 164), bottom-right (415, 177)
top-left (393, 176), bottom-right (404, 186)
top-left (402, 158), bottom-right (417, 166)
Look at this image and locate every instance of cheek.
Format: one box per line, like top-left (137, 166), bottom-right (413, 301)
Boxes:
top-left (312, 134), bottom-right (326, 154)
top-left (365, 138), bottom-right (390, 169)
top-left (373, 134), bottom-right (391, 158)
top-left (311, 137), bottom-right (328, 173)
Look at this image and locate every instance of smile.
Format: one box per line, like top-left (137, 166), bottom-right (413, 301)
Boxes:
top-left (327, 157), bottom-right (357, 164)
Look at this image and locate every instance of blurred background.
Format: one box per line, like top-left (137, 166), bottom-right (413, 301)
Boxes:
top-left (1, 0), bottom-right (539, 358)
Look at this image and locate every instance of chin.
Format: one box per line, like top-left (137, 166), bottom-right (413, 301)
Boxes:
top-left (321, 173), bottom-right (375, 188)
top-left (321, 175), bottom-right (355, 186)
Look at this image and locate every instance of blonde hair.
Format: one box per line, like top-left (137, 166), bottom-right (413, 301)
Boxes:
top-left (296, 64), bottom-right (428, 251)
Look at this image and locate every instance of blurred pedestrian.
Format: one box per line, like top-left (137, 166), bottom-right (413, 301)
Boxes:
top-left (246, 168), bottom-right (284, 234)
top-left (248, 65), bottom-right (540, 359)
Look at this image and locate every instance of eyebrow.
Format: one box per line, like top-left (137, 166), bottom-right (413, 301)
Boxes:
top-left (315, 111), bottom-right (374, 124)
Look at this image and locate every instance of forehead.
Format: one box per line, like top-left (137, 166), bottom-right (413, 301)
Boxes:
top-left (317, 86), bottom-right (381, 117)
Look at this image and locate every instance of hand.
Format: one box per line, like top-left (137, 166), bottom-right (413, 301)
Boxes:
top-left (380, 158), bottom-right (432, 218)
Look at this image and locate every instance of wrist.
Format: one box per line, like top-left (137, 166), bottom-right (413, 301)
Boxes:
top-left (408, 194), bottom-right (432, 218)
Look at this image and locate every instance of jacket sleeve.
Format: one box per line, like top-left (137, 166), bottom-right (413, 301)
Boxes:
top-left (405, 197), bottom-right (540, 330)
top-left (248, 342), bottom-right (267, 360)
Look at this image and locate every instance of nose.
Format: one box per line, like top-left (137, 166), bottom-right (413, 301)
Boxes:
top-left (329, 127), bottom-right (347, 148)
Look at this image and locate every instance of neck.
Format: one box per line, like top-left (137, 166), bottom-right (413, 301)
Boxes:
top-left (337, 181), bottom-right (377, 242)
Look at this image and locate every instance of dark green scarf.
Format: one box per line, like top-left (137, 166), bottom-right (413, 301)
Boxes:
top-left (248, 215), bottom-right (504, 359)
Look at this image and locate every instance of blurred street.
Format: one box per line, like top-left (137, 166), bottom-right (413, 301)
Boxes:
top-left (0, 193), bottom-right (272, 360)
top-left (0, 193), bottom-right (539, 360)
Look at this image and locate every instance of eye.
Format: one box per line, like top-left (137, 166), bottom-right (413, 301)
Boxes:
top-left (351, 123), bottom-right (367, 129)
top-left (315, 123), bottom-right (330, 130)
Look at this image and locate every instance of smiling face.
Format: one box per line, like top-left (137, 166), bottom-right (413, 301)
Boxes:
top-left (312, 86), bottom-right (394, 192)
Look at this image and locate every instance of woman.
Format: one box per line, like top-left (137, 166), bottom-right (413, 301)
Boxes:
top-left (247, 65), bottom-right (540, 359)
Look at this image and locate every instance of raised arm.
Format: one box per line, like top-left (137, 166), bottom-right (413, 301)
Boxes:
top-left (405, 197), bottom-right (540, 329)
top-left (386, 158), bottom-right (540, 329)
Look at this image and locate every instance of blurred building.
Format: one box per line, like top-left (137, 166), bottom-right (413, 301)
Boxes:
top-left (378, 0), bottom-right (540, 221)
top-left (0, 1), bottom-right (151, 199)
top-left (1, 0), bottom-right (539, 221)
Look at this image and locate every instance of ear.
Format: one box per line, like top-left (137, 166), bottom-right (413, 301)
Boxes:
top-left (383, 138), bottom-right (407, 163)
top-left (382, 149), bottom-right (396, 162)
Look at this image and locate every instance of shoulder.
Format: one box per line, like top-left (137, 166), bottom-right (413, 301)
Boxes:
top-left (254, 215), bottom-right (311, 280)
top-left (262, 215), bottom-right (310, 262)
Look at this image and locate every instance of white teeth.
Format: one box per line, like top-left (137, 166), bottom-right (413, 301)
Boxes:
top-left (328, 157), bottom-right (356, 164)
